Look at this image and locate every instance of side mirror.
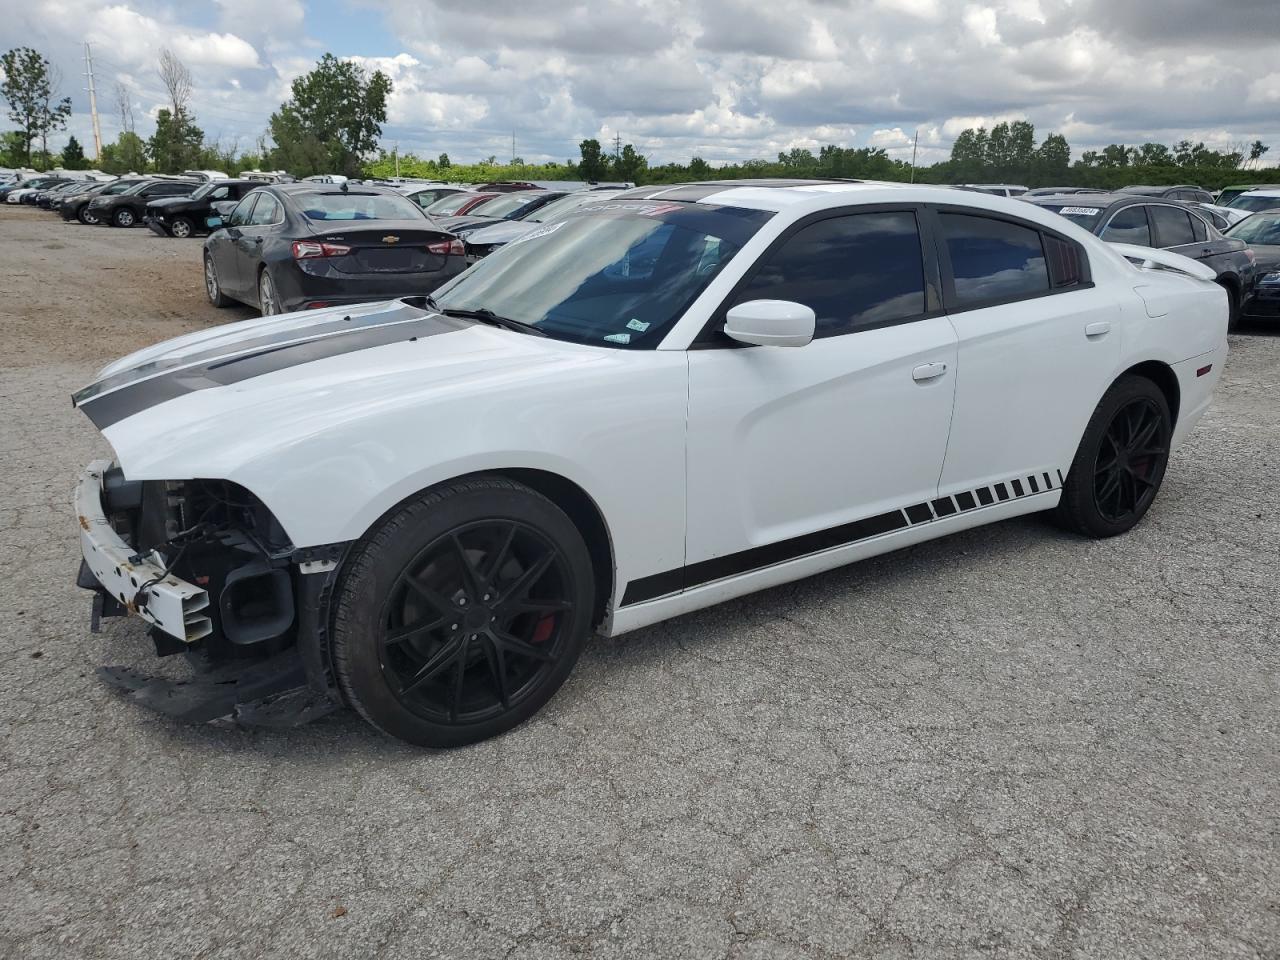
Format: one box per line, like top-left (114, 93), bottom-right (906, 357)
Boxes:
top-left (212, 200), bottom-right (237, 216)
top-left (724, 299), bottom-right (815, 347)
top-left (205, 216), bottom-right (223, 229)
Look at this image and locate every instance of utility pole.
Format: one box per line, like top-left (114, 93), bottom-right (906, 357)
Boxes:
top-left (84, 41), bottom-right (103, 161)
top-left (512, 129), bottom-right (516, 166)
top-left (613, 132), bottom-right (622, 165)
top-left (393, 142), bottom-right (400, 178)
top-left (909, 128), bottom-right (919, 183)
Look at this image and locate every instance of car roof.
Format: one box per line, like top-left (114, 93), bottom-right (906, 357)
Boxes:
top-left (1241, 188), bottom-right (1280, 197)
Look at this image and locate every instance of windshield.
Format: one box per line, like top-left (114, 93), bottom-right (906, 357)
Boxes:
top-left (469, 192), bottom-right (543, 219)
top-left (527, 191), bottom-right (621, 223)
top-left (192, 183), bottom-right (217, 199)
top-left (1225, 213), bottom-right (1280, 245)
top-left (426, 192), bottom-right (489, 215)
top-left (1035, 202), bottom-right (1106, 230)
top-left (1227, 194), bottom-right (1280, 213)
top-left (429, 200), bottom-right (772, 348)
top-left (297, 190), bottom-right (423, 221)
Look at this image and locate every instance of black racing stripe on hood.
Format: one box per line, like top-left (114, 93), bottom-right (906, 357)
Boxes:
top-left (77, 312), bottom-right (471, 430)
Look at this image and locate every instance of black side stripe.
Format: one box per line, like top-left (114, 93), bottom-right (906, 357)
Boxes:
top-left (620, 468), bottom-right (1063, 607)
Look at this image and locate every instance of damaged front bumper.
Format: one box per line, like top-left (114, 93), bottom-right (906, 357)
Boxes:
top-left (76, 460), bottom-right (212, 642)
top-left (74, 461), bottom-right (348, 727)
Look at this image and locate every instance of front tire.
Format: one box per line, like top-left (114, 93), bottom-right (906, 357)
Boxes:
top-left (332, 476), bottom-right (595, 748)
top-left (77, 205), bottom-right (98, 225)
top-left (112, 208), bottom-right (136, 228)
top-left (1055, 375), bottom-right (1172, 538)
top-left (168, 216), bottom-right (194, 239)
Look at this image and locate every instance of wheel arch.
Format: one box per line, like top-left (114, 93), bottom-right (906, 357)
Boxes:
top-left (1119, 359), bottom-right (1181, 427)
top-left (350, 467), bottom-right (617, 631)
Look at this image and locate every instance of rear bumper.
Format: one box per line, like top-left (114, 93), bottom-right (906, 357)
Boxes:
top-left (74, 460), bottom-right (212, 643)
top-left (276, 258), bottom-right (467, 312)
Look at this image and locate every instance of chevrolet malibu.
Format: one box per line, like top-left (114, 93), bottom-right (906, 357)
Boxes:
top-left (73, 180), bottom-right (1228, 748)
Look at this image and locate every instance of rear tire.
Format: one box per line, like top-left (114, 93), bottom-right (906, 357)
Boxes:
top-left (204, 253), bottom-right (231, 307)
top-left (332, 476), bottom-right (595, 748)
top-left (1054, 375), bottom-right (1172, 538)
top-left (1221, 281), bottom-right (1241, 333)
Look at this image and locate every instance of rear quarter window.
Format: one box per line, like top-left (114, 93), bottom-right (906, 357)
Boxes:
top-left (938, 213), bottom-right (1049, 307)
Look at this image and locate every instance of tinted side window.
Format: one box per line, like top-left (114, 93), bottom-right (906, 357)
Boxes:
top-left (938, 213), bottom-right (1048, 306)
top-left (1189, 214), bottom-right (1208, 241)
top-left (209, 186), bottom-right (231, 200)
top-left (1151, 206), bottom-right (1195, 247)
top-left (249, 195), bottom-right (282, 225)
top-left (228, 195), bottom-right (258, 227)
top-left (734, 212), bottom-right (926, 338)
top-left (1101, 207), bottom-right (1152, 246)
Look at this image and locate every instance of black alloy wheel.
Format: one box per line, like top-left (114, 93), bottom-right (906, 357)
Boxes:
top-left (332, 476), bottom-right (595, 748)
top-left (379, 520), bottom-right (574, 724)
top-left (1055, 374), bottom-right (1172, 537)
top-left (1092, 397), bottom-right (1166, 524)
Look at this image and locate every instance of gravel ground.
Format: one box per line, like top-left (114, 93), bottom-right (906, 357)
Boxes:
top-left (1, 205), bottom-right (1278, 960)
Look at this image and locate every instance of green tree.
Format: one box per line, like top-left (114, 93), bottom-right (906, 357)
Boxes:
top-left (437, 152), bottom-right (451, 168)
top-left (148, 108), bottom-right (204, 172)
top-left (0, 47), bottom-right (72, 168)
top-left (613, 143), bottom-right (648, 182)
top-left (1248, 140), bottom-right (1270, 169)
top-left (98, 131), bottom-right (148, 175)
top-left (578, 138), bottom-right (608, 180)
top-left (60, 134), bottom-right (85, 168)
top-left (0, 129), bottom-right (26, 166)
top-left (688, 156), bottom-right (711, 177)
top-left (1032, 133), bottom-right (1070, 181)
top-left (268, 53), bottom-right (391, 178)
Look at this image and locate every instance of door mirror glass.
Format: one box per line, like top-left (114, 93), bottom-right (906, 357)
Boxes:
top-left (724, 300), bottom-right (815, 347)
top-left (205, 216), bottom-right (223, 229)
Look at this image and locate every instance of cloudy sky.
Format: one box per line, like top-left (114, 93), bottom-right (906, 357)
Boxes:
top-left (3, 0), bottom-right (1280, 167)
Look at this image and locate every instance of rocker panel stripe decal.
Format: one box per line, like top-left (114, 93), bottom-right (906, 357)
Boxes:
top-left (620, 469), bottom-right (1063, 607)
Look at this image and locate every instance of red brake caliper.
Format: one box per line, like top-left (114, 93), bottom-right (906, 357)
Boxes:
top-left (531, 615), bottom-right (556, 645)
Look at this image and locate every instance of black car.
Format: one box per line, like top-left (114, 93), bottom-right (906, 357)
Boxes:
top-left (18, 177), bottom-right (72, 203)
top-left (86, 178), bottom-right (199, 227)
top-left (1224, 210), bottom-right (1280, 324)
top-left (60, 178), bottom-right (148, 224)
top-left (145, 179), bottom-right (262, 238)
top-left (1028, 192), bottom-right (1256, 328)
top-left (1118, 184), bottom-right (1215, 204)
top-left (430, 189), bottom-right (568, 236)
top-left (32, 180), bottom-right (87, 208)
top-left (202, 183), bottom-right (467, 316)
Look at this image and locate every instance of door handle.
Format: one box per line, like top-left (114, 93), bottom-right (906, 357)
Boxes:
top-left (1085, 321), bottom-right (1111, 338)
top-left (912, 362), bottom-right (948, 382)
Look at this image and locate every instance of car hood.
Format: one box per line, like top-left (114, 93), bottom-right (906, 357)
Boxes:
top-left (1249, 244), bottom-right (1280, 274)
top-left (73, 297), bottom-right (610, 479)
top-left (463, 219), bottom-right (540, 245)
top-left (146, 196), bottom-right (191, 211)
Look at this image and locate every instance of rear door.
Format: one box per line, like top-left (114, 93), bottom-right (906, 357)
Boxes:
top-left (933, 207), bottom-right (1121, 499)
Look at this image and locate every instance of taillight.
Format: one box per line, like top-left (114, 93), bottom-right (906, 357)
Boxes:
top-left (292, 241), bottom-right (351, 259)
top-left (427, 238), bottom-right (465, 256)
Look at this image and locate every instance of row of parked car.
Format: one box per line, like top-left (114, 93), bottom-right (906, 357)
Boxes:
top-left (4, 169), bottom-right (1278, 327)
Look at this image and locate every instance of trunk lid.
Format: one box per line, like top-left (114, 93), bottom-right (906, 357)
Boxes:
top-left (303, 219), bottom-right (459, 275)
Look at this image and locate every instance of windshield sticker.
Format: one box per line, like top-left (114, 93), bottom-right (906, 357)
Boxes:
top-left (626, 318), bottom-right (650, 332)
top-left (510, 221), bottom-right (567, 245)
top-left (1058, 207), bottom-right (1101, 216)
top-left (603, 333), bottom-right (632, 344)
top-left (574, 201), bottom-right (683, 218)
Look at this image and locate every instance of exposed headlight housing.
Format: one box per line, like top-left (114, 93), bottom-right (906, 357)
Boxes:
top-left (1261, 271), bottom-right (1280, 283)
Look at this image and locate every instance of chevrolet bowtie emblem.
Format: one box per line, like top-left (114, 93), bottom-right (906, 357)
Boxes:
top-left (382, 235), bottom-right (400, 244)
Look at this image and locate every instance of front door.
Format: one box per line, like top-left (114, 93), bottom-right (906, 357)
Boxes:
top-left (684, 208), bottom-right (958, 589)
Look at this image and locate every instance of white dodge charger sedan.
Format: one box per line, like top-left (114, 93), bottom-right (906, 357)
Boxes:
top-left (73, 179), bottom-right (1228, 747)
